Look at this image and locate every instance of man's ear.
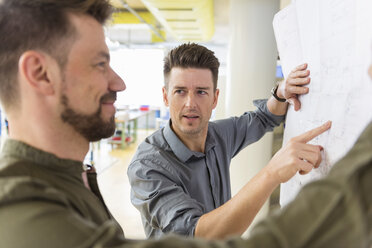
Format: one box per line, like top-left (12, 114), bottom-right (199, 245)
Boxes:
top-left (18, 51), bottom-right (56, 95)
top-left (162, 86), bottom-right (169, 106)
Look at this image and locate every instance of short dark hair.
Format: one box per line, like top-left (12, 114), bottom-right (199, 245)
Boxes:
top-left (0, 0), bottom-right (113, 111)
top-left (163, 43), bottom-right (220, 91)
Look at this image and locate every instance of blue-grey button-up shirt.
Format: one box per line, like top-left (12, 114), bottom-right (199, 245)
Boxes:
top-left (128, 99), bottom-right (285, 238)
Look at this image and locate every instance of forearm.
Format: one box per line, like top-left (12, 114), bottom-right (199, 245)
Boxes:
top-left (266, 96), bottom-right (288, 116)
top-left (194, 167), bottom-right (278, 240)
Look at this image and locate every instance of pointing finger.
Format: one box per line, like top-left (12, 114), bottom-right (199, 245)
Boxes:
top-left (292, 121), bottom-right (332, 143)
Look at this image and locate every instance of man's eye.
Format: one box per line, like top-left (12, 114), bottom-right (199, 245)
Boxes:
top-left (97, 62), bottom-right (106, 67)
top-left (198, 90), bottom-right (207, 95)
top-left (175, 90), bottom-right (184, 94)
top-left (95, 61), bottom-right (108, 69)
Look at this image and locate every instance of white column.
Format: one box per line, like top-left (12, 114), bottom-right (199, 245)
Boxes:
top-left (226, 0), bottom-right (279, 236)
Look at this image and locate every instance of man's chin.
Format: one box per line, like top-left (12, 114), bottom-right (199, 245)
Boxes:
top-left (100, 119), bottom-right (116, 137)
top-left (61, 94), bottom-right (117, 141)
top-left (180, 127), bottom-right (201, 135)
top-left (87, 124), bottom-right (115, 141)
top-left (77, 116), bottom-right (116, 142)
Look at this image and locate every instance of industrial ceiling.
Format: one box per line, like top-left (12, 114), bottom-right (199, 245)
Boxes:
top-left (107, 0), bottom-right (228, 44)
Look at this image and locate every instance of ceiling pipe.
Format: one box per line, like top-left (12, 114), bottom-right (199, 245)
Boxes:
top-left (119, 0), bottom-right (166, 41)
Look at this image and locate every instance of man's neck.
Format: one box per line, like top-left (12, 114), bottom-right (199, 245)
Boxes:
top-left (171, 126), bottom-right (208, 153)
top-left (8, 119), bottom-right (89, 162)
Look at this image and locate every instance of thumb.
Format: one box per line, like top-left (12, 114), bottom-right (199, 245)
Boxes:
top-left (292, 98), bottom-right (301, 111)
top-left (287, 97), bottom-right (300, 111)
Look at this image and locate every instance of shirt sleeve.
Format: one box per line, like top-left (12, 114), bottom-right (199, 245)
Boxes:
top-left (213, 99), bottom-right (285, 157)
top-left (128, 157), bottom-right (204, 238)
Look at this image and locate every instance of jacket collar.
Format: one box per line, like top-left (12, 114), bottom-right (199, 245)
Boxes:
top-left (0, 139), bottom-right (85, 174)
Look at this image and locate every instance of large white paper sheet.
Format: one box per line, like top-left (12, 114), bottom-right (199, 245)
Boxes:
top-left (274, 0), bottom-right (372, 206)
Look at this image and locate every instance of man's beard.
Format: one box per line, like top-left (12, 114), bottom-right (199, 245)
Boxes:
top-left (60, 92), bottom-right (116, 142)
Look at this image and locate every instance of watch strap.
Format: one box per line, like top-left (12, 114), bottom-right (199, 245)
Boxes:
top-left (271, 84), bottom-right (286, 102)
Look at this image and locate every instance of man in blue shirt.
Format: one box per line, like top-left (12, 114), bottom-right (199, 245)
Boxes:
top-left (128, 43), bottom-right (331, 239)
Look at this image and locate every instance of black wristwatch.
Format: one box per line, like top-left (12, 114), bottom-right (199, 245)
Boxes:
top-left (271, 84), bottom-right (286, 102)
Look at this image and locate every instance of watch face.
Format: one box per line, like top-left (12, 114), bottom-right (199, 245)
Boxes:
top-left (271, 85), bottom-right (277, 94)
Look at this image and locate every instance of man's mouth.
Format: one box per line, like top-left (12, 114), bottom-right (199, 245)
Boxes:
top-left (100, 91), bottom-right (117, 104)
top-left (183, 114), bottom-right (199, 119)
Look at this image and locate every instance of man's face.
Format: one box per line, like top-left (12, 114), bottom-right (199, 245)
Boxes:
top-left (163, 67), bottom-right (219, 138)
top-left (59, 14), bottom-right (125, 141)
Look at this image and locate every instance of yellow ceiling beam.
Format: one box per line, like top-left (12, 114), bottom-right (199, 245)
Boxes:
top-left (111, 11), bottom-right (155, 25)
top-left (110, 11), bottom-right (166, 43)
top-left (141, 0), bottom-right (214, 42)
top-left (108, 0), bottom-right (214, 42)
top-left (151, 30), bottom-right (167, 43)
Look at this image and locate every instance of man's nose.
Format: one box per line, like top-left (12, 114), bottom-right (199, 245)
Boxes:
top-left (185, 93), bottom-right (196, 108)
top-left (108, 67), bottom-right (126, 92)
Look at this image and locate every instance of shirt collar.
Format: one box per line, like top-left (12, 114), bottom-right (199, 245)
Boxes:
top-left (163, 120), bottom-right (217, 163)
top-left (1, 139), bottom-right (85, 174)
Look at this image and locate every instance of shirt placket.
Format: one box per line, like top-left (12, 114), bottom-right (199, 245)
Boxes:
top-left (205, 150), bottom-right (219, 208)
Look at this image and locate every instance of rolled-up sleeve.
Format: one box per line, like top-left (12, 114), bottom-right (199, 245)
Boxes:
top-left (128, 157), bottom-right (205, 238)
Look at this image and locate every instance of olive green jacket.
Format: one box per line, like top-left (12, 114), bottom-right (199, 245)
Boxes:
top-left (0, 123), bottom-right (371, 247)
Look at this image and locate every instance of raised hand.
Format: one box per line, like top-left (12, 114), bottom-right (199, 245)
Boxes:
top-left (267, 121), bottom-right (332, 184)
top-left (277, 63), bottom-right (311, 111)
